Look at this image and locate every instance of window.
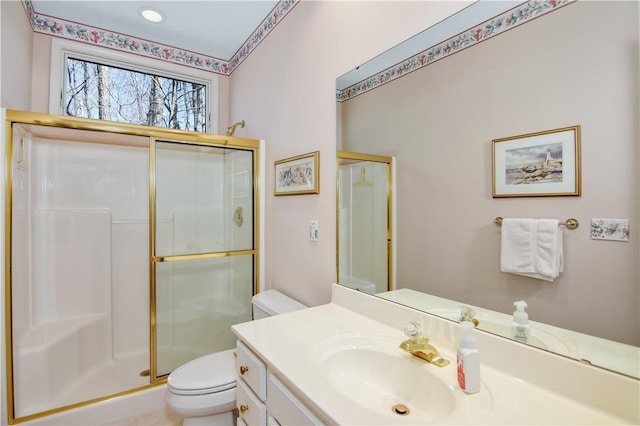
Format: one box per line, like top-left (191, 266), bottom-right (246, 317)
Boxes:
top-left (65, 58), bottom-right (207, 131)
top-left (50, 39), bottom-right (218, 133)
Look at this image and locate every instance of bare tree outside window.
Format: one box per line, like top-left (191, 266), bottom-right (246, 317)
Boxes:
top-left (65, 57), bottom-right (207, 132)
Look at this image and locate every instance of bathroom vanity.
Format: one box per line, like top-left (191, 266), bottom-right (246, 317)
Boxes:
top-left (232, 285), bottom-right (639, 425)
top-left (235, 340), bottom-right (322, 425)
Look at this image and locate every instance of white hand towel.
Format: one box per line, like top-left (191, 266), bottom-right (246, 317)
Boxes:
top-left (533, 219), bottom-right (562, 281)
top-left (500, 218), bottom-right (536, 275)
top-left (500, 218), bottom-right (563, 282)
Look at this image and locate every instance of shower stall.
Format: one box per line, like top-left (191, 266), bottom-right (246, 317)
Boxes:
top-left (3, 111), bottom-right (259, 423)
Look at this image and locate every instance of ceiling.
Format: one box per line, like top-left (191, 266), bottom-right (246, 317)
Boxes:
top-left (30, 0), bottom-right (279, 60)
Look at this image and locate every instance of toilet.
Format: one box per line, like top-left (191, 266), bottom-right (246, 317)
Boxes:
top-left (166, 290), bottom-right (307, 425)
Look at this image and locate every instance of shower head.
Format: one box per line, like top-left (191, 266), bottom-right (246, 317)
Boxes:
top-left (226, 120), bottom-right (245, 136)
top-left (353, 167), bottom-right (373, 187)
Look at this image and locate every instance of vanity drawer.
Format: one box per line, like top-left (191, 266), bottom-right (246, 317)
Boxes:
top-left (237, 379), bottom-right (267, 426)
top-left (267, 374), bottom-right (323, 425)
top-left (236, 340), bottom-right (267, 400)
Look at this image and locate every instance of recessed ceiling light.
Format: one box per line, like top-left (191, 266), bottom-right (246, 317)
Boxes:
top-left (139, 7), bottom-right (165, 23)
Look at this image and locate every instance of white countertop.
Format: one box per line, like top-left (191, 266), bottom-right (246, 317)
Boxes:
top-left (233, 292), bottom-right (637, 425)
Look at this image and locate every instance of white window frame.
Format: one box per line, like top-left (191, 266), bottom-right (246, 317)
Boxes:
top-left (49, 38), bottom-right (219, 133)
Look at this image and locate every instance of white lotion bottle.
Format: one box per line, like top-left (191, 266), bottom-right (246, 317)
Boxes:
top-left (456, 321), bottom-right (480, 394)
top-left (511, 300), bottom-right (531, 343)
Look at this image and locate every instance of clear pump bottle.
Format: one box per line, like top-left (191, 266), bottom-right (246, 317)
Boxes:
top-left (511, 300), bottom-right (530, 344)
top-left (456, 321), bottom-right (480, 394)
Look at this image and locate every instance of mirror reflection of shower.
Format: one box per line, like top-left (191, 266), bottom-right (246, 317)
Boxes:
top-left (337, 152), bottom-right (393, 294)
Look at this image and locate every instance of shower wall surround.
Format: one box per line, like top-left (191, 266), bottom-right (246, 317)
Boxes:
top-left (9, 125), bottom-right (152, 418)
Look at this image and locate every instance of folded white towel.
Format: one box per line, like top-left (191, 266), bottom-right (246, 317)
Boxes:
top-left (500, 218), bottom-right (536, 275)
top-left (500, 218), bottom-right (563, 282)
top-left (534, 219), bottom-right (562, 281)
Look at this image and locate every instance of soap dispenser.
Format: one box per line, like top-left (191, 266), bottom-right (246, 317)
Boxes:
top-left (511, 300), bottom-right (530, 343)
top-left (456, 321), bottom-right (480, 394)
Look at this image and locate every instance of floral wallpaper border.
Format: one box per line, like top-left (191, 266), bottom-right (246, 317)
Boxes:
top-left (336, 0), bottom-right (576, 102)
top-left (23, 0), bottom-right (298, 76)
top-left (228, 0), bottom-right (297, 71)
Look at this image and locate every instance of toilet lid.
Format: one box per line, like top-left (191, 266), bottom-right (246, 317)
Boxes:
top-left (168, 349), bottom-right (237, 395)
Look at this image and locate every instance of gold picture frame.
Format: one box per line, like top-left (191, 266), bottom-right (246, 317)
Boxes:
top-left (274, 151), bottom-right (320, 195)
top-left (492, 125), bottom-right (581, 198)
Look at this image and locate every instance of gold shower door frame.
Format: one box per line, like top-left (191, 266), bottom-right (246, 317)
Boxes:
top-left (149, 137), bottom-right (259, 381)
top-left (3, 110), bottom-right (260, 424)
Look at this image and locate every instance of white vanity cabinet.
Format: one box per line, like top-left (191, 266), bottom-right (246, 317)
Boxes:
top-left (235, 340), bottom-right (322, 426)
top-left (235, 340), bottom-right (267, 425)
top-left (266, 373), bottom-right (322, 425)
top-left (233, 286), bottom-right (639, 425)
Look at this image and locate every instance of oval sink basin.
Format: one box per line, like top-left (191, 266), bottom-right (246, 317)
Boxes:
top-left (314, 334), bottom-right (458, 424)
top-left (324, 347), bottom-right (455, 422)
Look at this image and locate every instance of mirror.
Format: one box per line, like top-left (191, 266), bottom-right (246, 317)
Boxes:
top-left (336, 1), bottom-right (639, 379)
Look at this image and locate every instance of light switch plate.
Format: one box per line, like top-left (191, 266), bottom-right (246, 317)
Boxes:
top-left (309, 220), bottom-right (319, 241)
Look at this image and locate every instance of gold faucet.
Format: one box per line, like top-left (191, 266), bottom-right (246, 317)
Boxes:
top-left (399, 322), bottom-right (450, 367)
top-left (459, 306), bottom-right (480, 327)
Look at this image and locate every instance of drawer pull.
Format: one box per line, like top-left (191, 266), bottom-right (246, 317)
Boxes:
top-left (240, 365), bottom-right (249, 375)
top-left (239, 404), bottom-right (249, 414)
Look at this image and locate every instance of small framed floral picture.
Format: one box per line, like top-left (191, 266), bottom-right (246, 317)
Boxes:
top-left (274, 151), bottom-right (319, 196)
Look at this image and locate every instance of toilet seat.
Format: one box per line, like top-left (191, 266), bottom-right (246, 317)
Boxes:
top-left (167, 349), bottom-right (236, 396)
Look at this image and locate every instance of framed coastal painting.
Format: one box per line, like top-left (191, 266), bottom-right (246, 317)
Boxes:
top-left (274, 151), bottom-right (320, 195)
top-left (492, 125), bottom-right (581, 198)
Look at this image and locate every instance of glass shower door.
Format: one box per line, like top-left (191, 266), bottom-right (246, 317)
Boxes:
top-left (152, 140), bottom-right (255, 379)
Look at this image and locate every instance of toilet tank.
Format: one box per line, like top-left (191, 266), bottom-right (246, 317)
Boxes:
top-left (252, 290), bottom-right (307, 320)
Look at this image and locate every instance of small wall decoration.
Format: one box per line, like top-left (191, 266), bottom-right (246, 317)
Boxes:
top-left (492, 125), bottom-right (581, 198)
top-left (274, 151), bottom-right (320, 196)
top-left (591, 218), bottom-right (629, 242)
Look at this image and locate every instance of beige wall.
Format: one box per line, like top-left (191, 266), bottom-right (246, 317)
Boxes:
top-left (31, 33), bottom-right (51, 112)
top-left (228, 1), bottom-right (472, 307)
top-left (341, 1), bottom-right (639, 345)
top-left (1, 1), bottom-right (33, 110)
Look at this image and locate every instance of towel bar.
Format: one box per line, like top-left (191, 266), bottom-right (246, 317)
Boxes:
top-left (494, 217), bottom-right (579, 230)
